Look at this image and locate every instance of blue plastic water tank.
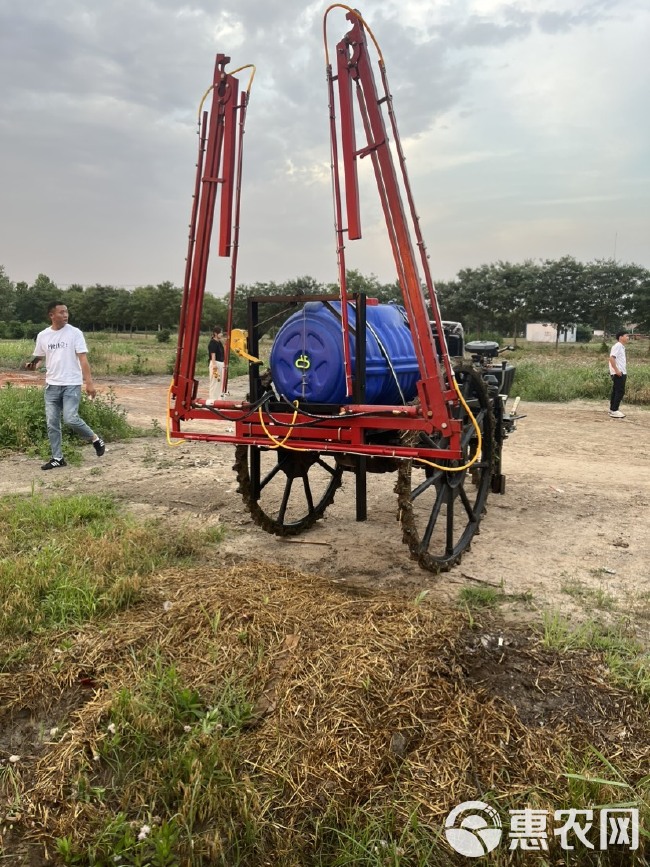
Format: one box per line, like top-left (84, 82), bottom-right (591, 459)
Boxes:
top-left (269, 301), bottom-right (419, 405)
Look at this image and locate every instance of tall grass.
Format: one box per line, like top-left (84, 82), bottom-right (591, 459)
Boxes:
top-left (0, 384), bottom-right (136, 459)
top-left (511, 349), bottom-right (650, 403)
top-left (492, 339), bottom-right (650, 403)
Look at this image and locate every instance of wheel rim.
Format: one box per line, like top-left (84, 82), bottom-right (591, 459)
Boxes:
top-left (234, 446), bottom-right (343, 536)
top-left (396, 366), bottom-right (494, 572)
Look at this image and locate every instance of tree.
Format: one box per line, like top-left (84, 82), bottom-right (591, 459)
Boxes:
top-left (75, 284), bottom-right (117, 331)
top-left (13, 274), bottom-right (59, 324)
top-left (452, 266), bottom-right (496, 335)
top-left (488, 260), bottom-right (540, 344)
top-left (105, 289), bottom-right (135, 332)
top-left (201, 293), bottom-right (229, 332)
top-left (153, 281), bottom-right (183, 330)
top-left (633, 271), bottom-right (650, 333)
top-left (0, 266), bottom-right (16, 319)
top-left (583, 259), bottom-right (638, 334)
top-left (530, 257), bottom-right (587, 347)
top-left (327, 269), bottom-right (401, 304)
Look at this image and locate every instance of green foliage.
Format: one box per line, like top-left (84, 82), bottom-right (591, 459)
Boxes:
top-left (0, 319), bottom-right (41, 339)
top-left (575, 323), bottom-right (593, 343)
top-left (442, 260), bottom-right (539, 340)
top-left (56, 814), bottom-right (181, 867)
top-left (0, 265), bottom-right (16, 319)
top-left (458, 585), bottom-right (502, 609)
top-left (540, 614), bottom-right (650, 700)
top-left (156, 328), bottom-right (172, 343)
top-left (0, 384), bottom-right (135, 458)
top-left (2, 259), bottom-right (648, 339)
top-left (227, 351), bottom-right (249, 379)
top-left (512, 345), bottom-right (650, 403)
top-left (0, 493), bottom-right (223, 645)
top-left (58, 657), bottom-right (259, 865)
top-left (316, 807), bottom-right (438, 866)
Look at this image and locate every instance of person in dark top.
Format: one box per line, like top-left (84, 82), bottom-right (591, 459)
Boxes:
top-left (207, 326), bottom-right (225, 404)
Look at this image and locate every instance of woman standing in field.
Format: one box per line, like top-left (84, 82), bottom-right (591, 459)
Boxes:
top-left (207, 326), bottom-right (225, 405)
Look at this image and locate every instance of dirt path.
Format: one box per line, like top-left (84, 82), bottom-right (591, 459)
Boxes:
top-left (3, 374), bottom-right (650, 639)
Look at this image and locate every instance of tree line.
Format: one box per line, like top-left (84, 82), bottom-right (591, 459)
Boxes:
top-left (1, 257), bottom-right (649, 340)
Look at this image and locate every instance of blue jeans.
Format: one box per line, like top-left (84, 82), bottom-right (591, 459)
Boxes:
top-left (45, 384), bottom-right (96, 460)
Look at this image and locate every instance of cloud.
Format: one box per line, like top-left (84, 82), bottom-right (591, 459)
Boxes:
top-left (0, 0), bottom-right (648, 290)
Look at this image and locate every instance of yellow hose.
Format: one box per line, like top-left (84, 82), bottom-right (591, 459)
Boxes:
top-left (197, 63), bottom-right (256, 119)
top-left (323, 4), bottom-right (384, 67)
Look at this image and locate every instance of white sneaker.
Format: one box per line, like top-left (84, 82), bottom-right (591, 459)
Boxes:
top-left (608, 410), bottom-right (625, 418)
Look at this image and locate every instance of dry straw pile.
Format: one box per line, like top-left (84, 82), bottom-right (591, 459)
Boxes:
top-left (1, 562), bottom-right (648, 863)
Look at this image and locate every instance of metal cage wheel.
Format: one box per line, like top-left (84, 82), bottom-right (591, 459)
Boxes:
top-left (234, 445), bottom-right (343, 536)
top-left (396, 366), bottom-right (495, 573)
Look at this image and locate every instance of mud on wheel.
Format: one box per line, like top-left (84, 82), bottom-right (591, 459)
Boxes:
top-left (234, 445), bottom-right (343, 536)
top-left (396, 365), bottom-right (495, 573)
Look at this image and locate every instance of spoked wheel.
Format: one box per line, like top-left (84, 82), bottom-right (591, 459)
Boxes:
top-left (234, 445), bottom-right (343, 536)
top-left (396, 366), bottom-right (494, 573)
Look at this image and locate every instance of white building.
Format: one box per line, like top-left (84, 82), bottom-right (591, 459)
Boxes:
top-left (525, 323), bottom-right (577, 343)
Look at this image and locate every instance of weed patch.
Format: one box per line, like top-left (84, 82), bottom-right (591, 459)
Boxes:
top-left (0, 493), bottom-right (223, 657)
top-left (0, 384), bottom-right (135, 458)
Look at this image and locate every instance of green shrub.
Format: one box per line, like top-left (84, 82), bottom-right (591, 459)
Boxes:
top-left (0, 321), bottom-right (27, 340)
top-left (0, 385), bottom-right (135, 458)
top-left (575, 323), bottom-right (593, 343)
top-left (156, 329), bottom-right (172, 343)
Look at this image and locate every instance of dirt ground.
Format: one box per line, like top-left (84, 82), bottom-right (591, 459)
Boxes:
top-left (2, 373), bottom-right (650, 641)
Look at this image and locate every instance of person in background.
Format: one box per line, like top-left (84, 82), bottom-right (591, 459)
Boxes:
top-left (608, 329), bottom-right (630, 419)
top-left (25, 302), bottom-right (105, 469)
top-left (207, 326), bottom-right (225, 405)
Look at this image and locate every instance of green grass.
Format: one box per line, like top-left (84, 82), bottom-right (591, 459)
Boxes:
top-left (509, 340), bottom-right (650, 403)
top-left (458, 585), bottom-right (502, 609)
top-left (0, 384), bottom-right (136, 459)
top-left (59, 650), bottom-right (259, 866)
top-left (0, 333), bottom-right (250, 378)
top-left (0, 492), bottom-right (223, 649)
top-left (3, 333), bottom-right (648, 403)
top-left (560, 579), bottom-right (617, 610)
top-left (540, 613), bottom-right (650, 700)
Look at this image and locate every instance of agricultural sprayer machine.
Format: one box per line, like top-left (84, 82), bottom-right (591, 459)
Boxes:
top-left (170, 6), bottom-right (522, 573)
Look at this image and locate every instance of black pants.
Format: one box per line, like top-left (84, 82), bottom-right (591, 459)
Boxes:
top-left (610, 374), bottom-right (626, 411)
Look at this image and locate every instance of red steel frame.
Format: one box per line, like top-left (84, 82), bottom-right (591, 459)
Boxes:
top-left (170, 12), bottom-right (464, 463)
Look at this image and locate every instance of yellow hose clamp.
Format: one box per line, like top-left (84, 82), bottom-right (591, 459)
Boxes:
top-left (295, 354), bottom-right (311, 370)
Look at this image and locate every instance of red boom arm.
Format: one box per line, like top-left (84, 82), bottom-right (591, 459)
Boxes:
top-left (172, 54), bottom-right (248, 415)
top-left (325, 9), bottom-right (460, 438)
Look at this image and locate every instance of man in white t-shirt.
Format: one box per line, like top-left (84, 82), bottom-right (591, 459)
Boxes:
top-left (25, 302), bottom-right (105, 469)
top-left (608, 329), bottom-right (630, 419)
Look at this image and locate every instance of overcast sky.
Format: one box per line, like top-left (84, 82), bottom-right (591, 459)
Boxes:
top-left (1, 0), bottom-right (648, 297)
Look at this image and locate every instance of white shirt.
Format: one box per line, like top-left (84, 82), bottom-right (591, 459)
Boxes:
top-left (608, 340), bottom-right (627, 376)
top-left (33, 324), bottom-right (89, 386)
